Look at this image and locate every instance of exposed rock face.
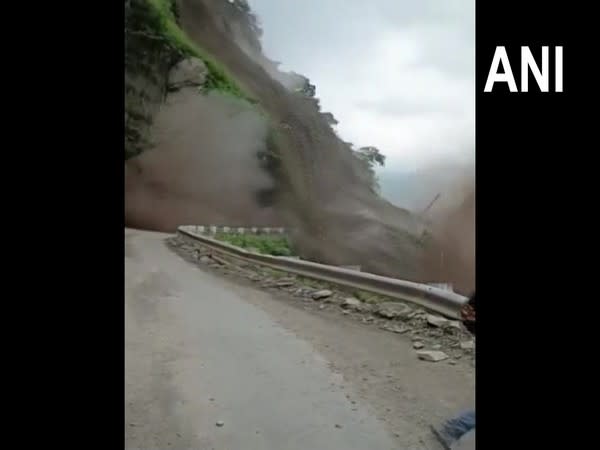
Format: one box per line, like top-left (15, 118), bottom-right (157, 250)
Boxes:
top-left (125, 0), bottom-right (182, 159)
top-left (168, 58), bottom-right (208, 90)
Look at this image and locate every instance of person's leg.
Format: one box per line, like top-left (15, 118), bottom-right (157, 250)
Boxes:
top-left (443, 410), bottom-right (475, 438)
top-left (452, 429), bottom-right (475, 450)
top-left (431, 410), bottom-right (475, 449)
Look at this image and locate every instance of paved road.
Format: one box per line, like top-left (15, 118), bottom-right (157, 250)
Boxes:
top-left (125, 229), bottom-right (400, 449)
top-left (126, 228), bottom-right (475, 449)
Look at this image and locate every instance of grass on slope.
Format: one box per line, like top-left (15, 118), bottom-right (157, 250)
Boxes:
top-left (147, 0), bottom-right (255, 102)
top-left (214, 232), bottom-right (294, 257)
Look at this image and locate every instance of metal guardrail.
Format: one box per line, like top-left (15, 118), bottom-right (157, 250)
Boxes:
top-left (177, 226), bottom-right (468, 319)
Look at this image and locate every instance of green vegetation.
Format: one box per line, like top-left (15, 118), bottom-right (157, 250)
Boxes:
top-left (259, 268), bottom-right (291, 279)
top-left (352, 290), bottom-right (377, 303)
top-left (297, 277), bottom-right (330, 290)
top-left (353, 146), bottom-right (386, 193)
top-left (145, 0), bottom-right (254, 102)
top-left (351, 290), bottom-right (389, 304)
top-left (214, 232), bottom-right (295, 257)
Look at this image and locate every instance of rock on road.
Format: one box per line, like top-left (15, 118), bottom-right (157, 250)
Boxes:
top-left (125, 229), bottom-right (474, 449)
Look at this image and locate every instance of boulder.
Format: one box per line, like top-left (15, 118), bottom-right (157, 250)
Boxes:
top-left (427, 314), bottom-right (450, 327)
top-left (168, 58), bottom-right (208, 90)
top-left (342, 298), bottom-right (361, 309)
top-left (312, 289), bottom-right (333, 300)
top-left (376, 302), bottom-right (413, 319)
top-left (416, 350), bottom-right (449, 362)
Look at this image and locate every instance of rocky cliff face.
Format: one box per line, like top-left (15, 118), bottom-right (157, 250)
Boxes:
top-left (124, 0), bottom-right (471, 291)
top-left (125, 0), bottom-right (181, 159)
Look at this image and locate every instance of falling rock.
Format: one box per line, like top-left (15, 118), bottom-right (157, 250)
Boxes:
top-left (312, 290), bottom-right (333, 300)
top-left (416, 350), bottom-right (449, 362)
top-left (342, 298), bottom-right (362, 310)
top-left (376, 302), bottom-right (413, 319)
top-left (413, 341), bottom-right (425, 349)
top-left (216, 421), bottom-right (225, 427)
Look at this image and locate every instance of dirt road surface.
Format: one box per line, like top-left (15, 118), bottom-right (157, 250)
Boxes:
top-left (125, 229), bottom-right (475, 449)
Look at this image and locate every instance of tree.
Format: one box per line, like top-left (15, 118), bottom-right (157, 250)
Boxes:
top-left (232, 0), bottom-right (263, 39)
top-left (288, 72), bottom-right (316, 97)
top-left (355, 146), bottom-right (386, 167)
top-left (320, 111), bottom-right (338, 126)
top-left (346, 145), bottom-right (386, 194)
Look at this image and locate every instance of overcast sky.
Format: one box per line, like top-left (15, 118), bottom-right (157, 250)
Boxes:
top-left (247, 0), bottom-right (474, 172)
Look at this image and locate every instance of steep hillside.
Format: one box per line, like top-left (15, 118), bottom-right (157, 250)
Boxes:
top-left (124, 0), bottom-right (472, 291)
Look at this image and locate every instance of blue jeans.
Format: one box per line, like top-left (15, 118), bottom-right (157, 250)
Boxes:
top-left (443, 410), bottom-right (475, 441)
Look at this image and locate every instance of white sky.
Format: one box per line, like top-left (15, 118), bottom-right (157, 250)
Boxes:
top-left (248, 0), bottom-right (475, 171)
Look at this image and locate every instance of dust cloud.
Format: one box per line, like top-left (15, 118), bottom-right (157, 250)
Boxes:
top-left (421, 164), bottom-right (475, 295)
top-left (378, 159), bottom-right (475, 293)
top-left (125, 89), bottom-right (279, 231)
